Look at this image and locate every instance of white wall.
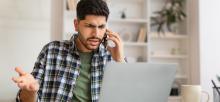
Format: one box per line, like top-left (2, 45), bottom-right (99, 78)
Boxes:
top-left (199, 0), bottom-right (220, 101)
top-left (0, 0), bottom-right (51, 101)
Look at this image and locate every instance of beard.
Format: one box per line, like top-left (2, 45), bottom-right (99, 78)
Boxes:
top-left (78, 32), bottom-right (103, 51)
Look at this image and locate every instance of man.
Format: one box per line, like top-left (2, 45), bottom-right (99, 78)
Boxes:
top-left (12, 0), bottom-right (125, 101)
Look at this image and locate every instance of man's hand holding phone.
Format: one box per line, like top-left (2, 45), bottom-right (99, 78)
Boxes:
top-left (105, 29), bottom-right (125, 62)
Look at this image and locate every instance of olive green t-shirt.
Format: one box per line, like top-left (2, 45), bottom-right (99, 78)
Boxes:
top-left (73, 52), bottom-right (92, 102)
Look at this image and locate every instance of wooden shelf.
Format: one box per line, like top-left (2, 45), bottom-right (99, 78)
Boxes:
top-left (150, 32), bottom-right (188, 40)
top-left (176, 75), bottom-right (188, 79)
top-left (168, 96), bottom-right (181, 102)
top-left (150, 54), bottom-right (187, 59)
top-left (124, 42), bottom-right (148, 46)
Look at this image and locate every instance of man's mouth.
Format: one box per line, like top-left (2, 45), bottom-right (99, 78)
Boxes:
top-left (88, 39), bottom-right (100, 46)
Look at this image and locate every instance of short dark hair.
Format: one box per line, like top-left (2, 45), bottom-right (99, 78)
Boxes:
top-left (76, 0), bottom-right (109, 21)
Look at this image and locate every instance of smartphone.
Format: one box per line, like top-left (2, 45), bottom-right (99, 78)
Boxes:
top-left (102, 30), bottom-right (116, 48)
top-left (102, 32), bottom-right (108, 48)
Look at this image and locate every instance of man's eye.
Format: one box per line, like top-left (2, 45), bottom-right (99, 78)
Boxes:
top-left (85, 24), bottom-right (106, 29)
top-left (84, 24), bottom-right (95, 28)
top-left (98, 25), bottom-right (105, 29)
top-left (86, 25), bottom-right (94, 28)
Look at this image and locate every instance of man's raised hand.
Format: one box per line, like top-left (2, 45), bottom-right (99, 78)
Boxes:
top-left (12, 67), bottom-right (39, 92)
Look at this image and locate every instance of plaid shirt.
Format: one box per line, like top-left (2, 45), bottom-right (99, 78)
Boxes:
top-left (16, 34), bottom-right (113, 102)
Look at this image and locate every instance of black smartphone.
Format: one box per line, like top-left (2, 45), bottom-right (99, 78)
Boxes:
top-left (102, 32), bottom-right (108, 48)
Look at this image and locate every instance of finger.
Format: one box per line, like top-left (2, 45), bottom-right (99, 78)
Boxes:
top-left (106, 30), bottom-right (122, 42)
top-left (107, 32), bottom-right (119, 38)
top-left (15, 67), bottom-right (26, 76)
top-left (106, 29), bottom-right (119, 37)
top-left (108, 33), bottom-right (122, 42)
top-left (12, 77), bottom-right (18, 83)
top-left (107, 36), bottom-right (120, 46)
top-left (106, 29), bottom-right (111, 33)
top-left (12, 77), bottom-right (23, 83)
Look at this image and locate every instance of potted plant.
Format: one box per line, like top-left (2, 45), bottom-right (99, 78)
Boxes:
top-left (151, 0), bottom-right (186, 34)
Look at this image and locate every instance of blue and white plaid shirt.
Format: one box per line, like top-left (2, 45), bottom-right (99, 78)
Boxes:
top-left (17, 34), bottom-right (113, 102)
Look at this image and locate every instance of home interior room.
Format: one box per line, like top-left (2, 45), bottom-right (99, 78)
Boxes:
top-left (0, 0), bottom-right (220, 102)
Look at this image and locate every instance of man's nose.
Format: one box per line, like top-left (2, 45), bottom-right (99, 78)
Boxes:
top-left (91, 27), bottom-right (99, 36)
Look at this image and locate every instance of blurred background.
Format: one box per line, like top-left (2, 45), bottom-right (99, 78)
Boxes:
top-left (0, 0), bottom-right (51, 102)
top-left (0, 0), bottom-right (220, 102)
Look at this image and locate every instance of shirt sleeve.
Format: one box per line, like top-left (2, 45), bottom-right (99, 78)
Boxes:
top-left (15, 43), bottom-right (49, 102)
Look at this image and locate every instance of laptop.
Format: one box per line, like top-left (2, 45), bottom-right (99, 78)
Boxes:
top-left (99, 63), bottom-right (177, 102)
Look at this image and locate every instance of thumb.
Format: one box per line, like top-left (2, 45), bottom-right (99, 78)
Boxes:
top-left (30, 82), bottom-right (39, 92)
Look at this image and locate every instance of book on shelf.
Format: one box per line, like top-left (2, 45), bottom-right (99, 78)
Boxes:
top-left (67, 0), bottom-right (76, 11)
top-left (137, 27), bottom-right (147, 42)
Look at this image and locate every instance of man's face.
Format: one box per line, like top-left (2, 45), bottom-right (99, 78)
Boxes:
top-left (75, 15), bottom-right (107, 51)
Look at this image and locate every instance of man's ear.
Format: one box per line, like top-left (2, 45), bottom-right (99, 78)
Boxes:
top-left (74, 19), bottom-right (79, 32)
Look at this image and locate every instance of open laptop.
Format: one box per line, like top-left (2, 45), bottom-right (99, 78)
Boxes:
top-left (99, 63), bottom-right (177, 102)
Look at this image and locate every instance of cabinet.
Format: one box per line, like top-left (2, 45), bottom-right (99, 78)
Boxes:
top-left (61, 0), bottom-right (190, 101)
